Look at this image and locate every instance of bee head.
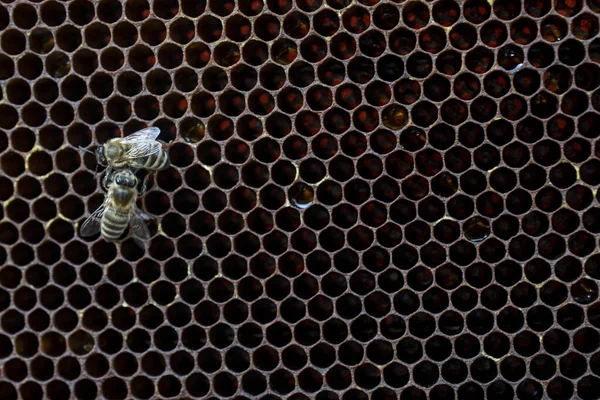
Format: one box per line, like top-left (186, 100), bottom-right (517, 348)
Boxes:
top-left (95, 146), bottom-right (108, 167)
top-left (114, 170), bottom-right (137, 188)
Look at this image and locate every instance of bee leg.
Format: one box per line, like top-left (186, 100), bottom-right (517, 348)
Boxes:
top-left (132, 237), bottom-right (146, 250)
top-left (102, 169), bottom-right (112, 190)
top-left (138, 211), bottom-right (152, 221)
top-left (134, 202), bottom-right (152, 221)
top-left (140, 174), bottom-right (150, 196)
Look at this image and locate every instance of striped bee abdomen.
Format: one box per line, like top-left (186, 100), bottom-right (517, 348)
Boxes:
top-left (134, 149), bottom-right (170, 171)
top-left (101, 208), bottom-right (129, 241)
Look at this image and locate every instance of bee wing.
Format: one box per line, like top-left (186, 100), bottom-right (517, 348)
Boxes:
top-left (79, 198), bottom-right (110, 237)
top-left (124, 142), bottom-right (163, 159)
top-left (121, 127), bottom-right (161, 142)
top-left (129, 206), bottom-right (151, 241)
top-left (120, 127), bottom-right (164, 159)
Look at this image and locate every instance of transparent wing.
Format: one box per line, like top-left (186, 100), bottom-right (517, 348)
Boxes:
top-left (120, 127), bottom-right (163, 159)
top-left (120, 127), bottom-right (161, 142)
top-left (123, 141), bottom-right (163, 159)
top-left (129, 206), bottom-right (151, 241)
top-left (80, 198), bottom-right (110, 237)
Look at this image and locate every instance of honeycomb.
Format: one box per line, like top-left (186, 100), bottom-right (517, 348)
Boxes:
top-left (1, 0), bottom-right (600, 398)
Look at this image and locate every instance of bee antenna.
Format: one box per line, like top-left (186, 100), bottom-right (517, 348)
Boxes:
top-left (78, 146), bottom-right (95, 155)
top-left (78, 146), bottom-right (101, 176)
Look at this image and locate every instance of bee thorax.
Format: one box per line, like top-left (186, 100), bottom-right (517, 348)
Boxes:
top-left (111, 187), bottom-right (136, 206)
top-left (106, 144), bottom-right (122, 158)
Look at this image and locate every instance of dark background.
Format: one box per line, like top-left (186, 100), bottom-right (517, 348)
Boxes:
top-left (0, 0), bottom-right (600, 399)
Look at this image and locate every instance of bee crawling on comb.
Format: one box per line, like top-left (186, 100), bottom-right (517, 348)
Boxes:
top-left (79, 168), bottom-right (151, 245)
top-left (78, 126), bottom-right (171, 245)
top-left (85, 127), bottom-right (171, 189)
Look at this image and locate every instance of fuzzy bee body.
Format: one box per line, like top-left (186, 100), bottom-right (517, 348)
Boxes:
top-left (94, 128), bottom-right (170, 188)
top-left (100, 187), bottom-right (137, 241)
top-left (80, 169), bottom-right (150, 243)
top-left (130, 147), bottom-right (170, 171)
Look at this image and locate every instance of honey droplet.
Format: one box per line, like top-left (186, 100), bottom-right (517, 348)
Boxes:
top-left (463, 216), bottom-right (490, 243)
top-left (541, 17), bottom-right (568, 42)
top-left (273, 40), bottom-right (298, 65)
top-left (571, 278), bottom-right (598, 304)
top-left (47, 52), bottom-right (71, 78)
top-left (382, 104), bottom-right (409, 130)
top-left (181, 121), bottom-right (205, 144)
top-left (289, 182), bottom-right (314, 209)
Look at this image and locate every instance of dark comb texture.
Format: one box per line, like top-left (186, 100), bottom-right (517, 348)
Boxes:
top-left (1, 0), bottom-right (600, 399)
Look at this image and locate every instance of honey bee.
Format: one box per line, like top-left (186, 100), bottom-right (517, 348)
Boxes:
top-left (94, 127), bottom-right (170, 188)
top-left (79, 169), bottom-right (151, 243)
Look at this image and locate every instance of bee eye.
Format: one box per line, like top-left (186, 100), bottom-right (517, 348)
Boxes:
top-left (95, 148), bottom-right (107, 166)
top-left (115, 177), bottom-right (122, 185)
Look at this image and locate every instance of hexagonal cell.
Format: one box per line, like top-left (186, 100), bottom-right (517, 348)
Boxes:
top-left (0, 2), bottom-right (598, 398)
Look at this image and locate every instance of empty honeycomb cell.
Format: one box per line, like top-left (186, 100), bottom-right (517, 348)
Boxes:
top-left (48, 219), bottom-right (74, 243)
top-left (107, 24), bottom-right (134, 49)
top-left (580, 113), bottom-right (600, 139)
top-left (128, 45), bottom-right (158, 72)
top-left (21, 102), bottom-right (46, 128)
top-left (411, 101), bottom-right (439, 127)
top-left (172, 67), bottom-right (198, 93)
top-left (0, 103), bottom-right (17, 131)
top-left (114, 72), bottom-right (142, 99)
top-left (235, 0), bottom-right (264, 15)
top-left (4, 357), bottom-right (28, 382)
top-left (284, 11), bottom-right (310, 39)
top-left (453, 73), bottom-right (480, 100)
top-left (106, 96), bottom-right (131, 122)
top-left (255, 63), bottom-right (282, 93)
top-left (195, 140), bottom-right (220, 167)
top-left (0, 1), bottom-right (598, 397)
top-left (29, 29), bottom-right (55, 56)
top-left (150, 0), bottom-right (177, 19)
top-left (0, 3), bottom-right (7, 29)
top-left (480, 20), bottom-right (508, 47)
top-left (464, 47), bottom-right (492, 75)
top-left (342, 6), bottom-right (370, 34)
top-left (71, 49), bottom-right (98, 76)
top-left (169, 18), bottom-right (195, 45)
top-left (219, 90), bottom-right (246, 116)
top-left (123, 0), bottom-right (149, 21)
top-left (509, 17), bottom-right (538, 45)
top-left (393, 79), bottom-right (420, 106)
top-left (429, 124), bottom-right (456, 150)
top-left (573, 13), bottom-right (599, 40)
top-left (562, 89), bottom-right (589, 116)
top-left (539, 115), bottom-right (569, 141)
top-left (95, 0), bottom-right (122, 22)
top-left (139, 19), bottom-right (166, 46)
top-left (575, 64), bottom-right (600, 92)
top-left (31, 79), bottom-right (59, 106)
top-left (40, 1), bottom-right (67, 27)
top-left (559, 39), bottom-right (586, 66)
top-left (484, 71), bottom-right (510, 98)
top-left (513, 68), bottom-right (540, 95)
top-left (449, 24), bottom-right (476, 51)
top-left (141, 72), bottom-right (171, 98)
top-left (200, 66), bottom-right (229, 93)
top-left (254, 13), bottom-right (281, 42)
top-left (46, 30), bottom-right (76, 56)
top-left (0, 54), bottom-right (14, 82)
top-left (82, 23), bottom-right (111, 51)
